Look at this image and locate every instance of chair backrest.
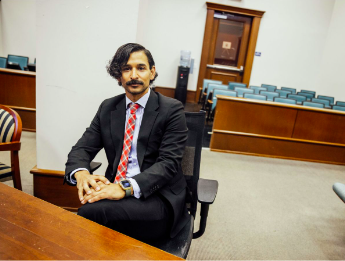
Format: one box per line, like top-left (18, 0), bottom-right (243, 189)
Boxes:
top-left (311, 98), bottom-right (330, 107)
top-left (211, 89), bottom-right (237, 111)
top-left (261, 84), bottom-right (277, 92)
top-left (7, 55), bottom-right (29, 70)
top-left (275, 89), bottom-right (292, 98)
top-left (336, 101), bottom-right (345, 107)
top-left (229, 82), bottom-right (247, 90)
top-left (332, 105), bottom-right (345, 112)
top-left (281, 87), bottom-right (297, 94)
top-left (302, 101), bottom-right (325, 108)
top-left (273, 97), bottom-right (297, 105)
top-left (287, 94), bottom-right (307, 103)
top-left (0, 105), bottom-right (22, 142)
top-left (317, 95), bottom-right (335, 105)
top-left (259, 90), bottom-right (279, 101)
top-left (202, 79), bottom-right (222, 93)
top-left (182, 111), bottom-right (205, 218)
top-left (243, 93), bottom-right (267, 101)
top-left (297, 92), bottom-right (313, 101)
top-left (206, 84), bottom-right (228, 98)
top-left (235, 87), bottom-right (254, 97)
top-left (249, 86), bottom-right (267, 94)
top-left (301, 90), bottom-right (316, 98)
top-left (0, 57), bottom-right (7, 68)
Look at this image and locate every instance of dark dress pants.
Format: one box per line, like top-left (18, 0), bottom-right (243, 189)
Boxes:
top-left (78, 193), bottom-right (173, 242)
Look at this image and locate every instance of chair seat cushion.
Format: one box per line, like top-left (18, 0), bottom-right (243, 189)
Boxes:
top-left (150, 215), bottom-right (194, 259)
top-left (0, 162), bottom-right (12, 178)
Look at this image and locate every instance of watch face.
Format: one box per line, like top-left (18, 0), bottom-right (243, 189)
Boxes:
top-left (121, 180), bottom-right (131, 188)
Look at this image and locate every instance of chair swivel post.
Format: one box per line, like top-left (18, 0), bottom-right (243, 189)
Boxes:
top-left (193, 203), bottom-right (210, 239)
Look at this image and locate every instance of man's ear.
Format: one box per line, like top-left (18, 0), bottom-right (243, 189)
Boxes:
top-left (150, 66), bottom-right (156, 80)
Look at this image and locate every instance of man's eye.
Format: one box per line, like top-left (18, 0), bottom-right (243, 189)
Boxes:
top-left (122, 67), bottom-right (130, 71)
top-left (139, 67), bottom-right (146, 70)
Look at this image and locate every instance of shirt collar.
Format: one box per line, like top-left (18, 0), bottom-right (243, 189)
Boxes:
top-left (125, 88), bottom-right (151, 109)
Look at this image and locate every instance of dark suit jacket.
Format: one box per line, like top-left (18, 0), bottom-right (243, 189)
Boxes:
top-left (64, 90), bottom-right (189, 238)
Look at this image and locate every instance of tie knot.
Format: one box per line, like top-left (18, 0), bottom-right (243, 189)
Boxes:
top-left (129, 103), bottom-right (140, 114)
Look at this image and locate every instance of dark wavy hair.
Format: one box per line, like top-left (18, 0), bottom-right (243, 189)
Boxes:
top-left (106, 43), bottom-right (158, 86)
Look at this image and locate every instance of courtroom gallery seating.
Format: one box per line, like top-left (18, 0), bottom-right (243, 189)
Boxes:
top-left (0, 57), bottom-right (7, 68)
top-left (249, 86), bottom-right (267, 94)
top-left (281, 87), bottom-right (297, 94)
top-left (235, 86), bottom-right (254, 97)
top-left (311, 98), bottom-right (331, 108)
top-left (318, 95), bottom-right (335, 106)
top-left (297, 92), bottom-right (313, 101)
top-left (243, 93), bottom-right (267, 101)
top-left (199, 79), bottom-right (222, 104)
top-left (261, 84), bottom-right (277, 92)
top-left (7, 54), bottom-right (29, 70)
top-left (301, 90), bottom-right (316, 98)
top-left (287, 94), bottom-right (307, 104)
top-left (275, 89), bottom-right (292, 98)
top-left (302, 101), bottom-right (325, 108)
top-left (332, 105), bottom-right (345, 112)
top-left (229, 82), bottom-right (247, 90)
top-left (273, 97), bottom-right (297, 105)
top-left (336, 101), bottom-right (345, 106)
top-left (259, 90), bottom-right (279, 101)
top-left (0, 105), bottom-right (22, 190)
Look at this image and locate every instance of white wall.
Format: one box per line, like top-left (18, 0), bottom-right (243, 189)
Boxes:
top-left (137, 0), bottom-right (336, 94)
top-left (1, 0), bottom-right (36, 63)
top-left (316, 0), bottom-right (345, 101)
top-left (0, 2), bottom-right (3, 56)
top-left (36, 0), bottom-right (140, 172)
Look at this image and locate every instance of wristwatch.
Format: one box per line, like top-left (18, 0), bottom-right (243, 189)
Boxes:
top-left (119, 179), bottom-right (132, 197)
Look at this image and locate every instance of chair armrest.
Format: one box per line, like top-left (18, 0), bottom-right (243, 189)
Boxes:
top-left (90, 161), bottom-right (102, 174)
top-left (197, 178), bottom-right (218, 204)
top-left (0, 141), bottom-right (21, 151)
top-left (333, 183), bottom-right (345, 204)
top-left (193, 178), bottom-right (218, 239)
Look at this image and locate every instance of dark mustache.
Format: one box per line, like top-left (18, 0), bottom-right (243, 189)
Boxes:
top-left (126, 80), bottom-right (144, 86)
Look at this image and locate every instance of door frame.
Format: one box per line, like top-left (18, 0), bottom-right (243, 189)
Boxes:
top-left (196, 2), bottom-right (265, 103)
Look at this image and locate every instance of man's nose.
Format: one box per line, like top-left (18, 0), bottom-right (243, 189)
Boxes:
top-left (130, 69), bottom-right (138, 79)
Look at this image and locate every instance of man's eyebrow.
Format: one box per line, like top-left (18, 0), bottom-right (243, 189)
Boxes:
top-left (137, 63), bottom-right (147, 67)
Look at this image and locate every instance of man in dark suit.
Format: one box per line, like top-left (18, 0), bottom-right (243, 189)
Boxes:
top-left (64, 43), bottom-right (189, 242)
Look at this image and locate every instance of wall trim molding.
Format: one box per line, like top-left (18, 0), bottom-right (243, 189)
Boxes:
top-left (154, 86), bottom-right (197, 103)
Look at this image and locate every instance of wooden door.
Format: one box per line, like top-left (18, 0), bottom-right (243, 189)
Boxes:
top-left (206, 13), bottom-right (251, 83)
top-left (196, 3), bottom-right (265, 103)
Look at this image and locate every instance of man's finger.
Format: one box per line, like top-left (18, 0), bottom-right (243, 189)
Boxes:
top-left (78, 185), bottom-right (84, 201)
top-left (82, 180), bottom-right (92, 195)
top-left (88, 179), bottom-right (101, 192)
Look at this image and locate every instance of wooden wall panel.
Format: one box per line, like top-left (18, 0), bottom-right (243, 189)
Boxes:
top-left (154, 86), bottom-right (196, 103)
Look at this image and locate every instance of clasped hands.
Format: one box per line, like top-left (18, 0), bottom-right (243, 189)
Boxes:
top-left (75, 170), bottom-right (126, 204)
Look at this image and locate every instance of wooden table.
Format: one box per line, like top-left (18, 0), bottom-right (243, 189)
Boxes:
top-left (0, 183), bottom-right (182, 260)
top-left (211, 96), bottom-right (345, 165)
top-left (0, 68), bottom-right (36, 131)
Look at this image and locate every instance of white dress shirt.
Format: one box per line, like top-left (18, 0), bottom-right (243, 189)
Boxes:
top-left (69, 88), bottom-right (151, 199)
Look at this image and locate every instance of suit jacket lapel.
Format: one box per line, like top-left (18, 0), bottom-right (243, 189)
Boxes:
top-left (137, 90), bottom-right (159, 168)
top-left (111, 96), bottom-right (126, 174)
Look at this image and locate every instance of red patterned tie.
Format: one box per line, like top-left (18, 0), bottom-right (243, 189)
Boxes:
top-left (115, 103), bottom-right (140, 183)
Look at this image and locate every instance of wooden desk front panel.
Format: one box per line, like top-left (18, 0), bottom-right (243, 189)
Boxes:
top-left (214, 98), bottom-right (297, 137)
top-left (0, 68), bottom-right (36, 131)
top-left (293, 110), bottom-right (345, 144)
top-left (0, 183), bottom-right (181, 260)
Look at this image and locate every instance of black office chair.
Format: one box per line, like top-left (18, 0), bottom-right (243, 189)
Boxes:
top-left (7, 55), bottom-right (29, 70)
top-left (150, 111), bottom-right (218, 258)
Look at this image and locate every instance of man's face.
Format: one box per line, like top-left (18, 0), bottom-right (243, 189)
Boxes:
top-left (119, 51), bottom-right (156, 102)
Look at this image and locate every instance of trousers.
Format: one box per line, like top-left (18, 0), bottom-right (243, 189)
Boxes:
top-left (77, 193), bottom-right (173, 242)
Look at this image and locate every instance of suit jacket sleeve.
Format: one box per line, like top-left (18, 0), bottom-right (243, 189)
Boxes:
top-left (64, 102), bottom-right (104, 185)
top-left (133, 100), bottom-right (188, 198)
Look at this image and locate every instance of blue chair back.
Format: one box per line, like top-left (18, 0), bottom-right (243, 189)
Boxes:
top-left (207, 84), bottom-right (228, 98)
top-left (259, 90), bottom-right (279, 101)
top-left (297, 92), bottom-right (313, 101)
top-left (202, 79), bottom-right (222, 93)
top-left (301, 90), bottom-right (316, 98)
top-left (235, 87), bottom-right (254, 97)
top-left (0, 57), bottom-right (7, 68)
top-left (7, 55), bottom-right (29, 70)
top-left (281, 87), bottom-right (296, 94)
top-left (287, 94), bottom-right (307, 104)
top-left (273, 97), bottom-right (297, 105)
top-left (275, 89), bottom-right (292, 98)
top-left (336, 101), bottom-right (345, 107)
top-left (261, 84), bottom-right (277, 92)
top-left (211, 89), bottom-right (237, 111)
top-left (332, 105), bottom-right (345, 112)
top-left (303, 101), bottom-right (325, 108)
top-left (244, 93), bottom-right (267, 101)
top-left (311, 98), bottom-right (330, 108)
top-left (250, 86), bottom-right (267, 94)
top-left (318, 95), bottom-right (335, 105)
top-left (229, 82), bottom-right (247, 90)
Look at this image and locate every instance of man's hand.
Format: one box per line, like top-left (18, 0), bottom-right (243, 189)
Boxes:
top-left (74, 170), bottom-right (110, 202)
top-left (81, 182), bottom-right (126, 204)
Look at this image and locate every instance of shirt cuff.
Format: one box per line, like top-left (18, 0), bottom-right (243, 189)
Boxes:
top-left (128, 178), bottom-right (141, 199)
top-left (69, 168), bottom-right (89, 185)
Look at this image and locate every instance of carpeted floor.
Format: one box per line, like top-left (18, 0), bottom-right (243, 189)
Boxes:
top-left (1, 131), bottom-right (345, 260)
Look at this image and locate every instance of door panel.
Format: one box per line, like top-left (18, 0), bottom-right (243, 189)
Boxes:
top-left (207, 69), bottom-right (240, 82)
